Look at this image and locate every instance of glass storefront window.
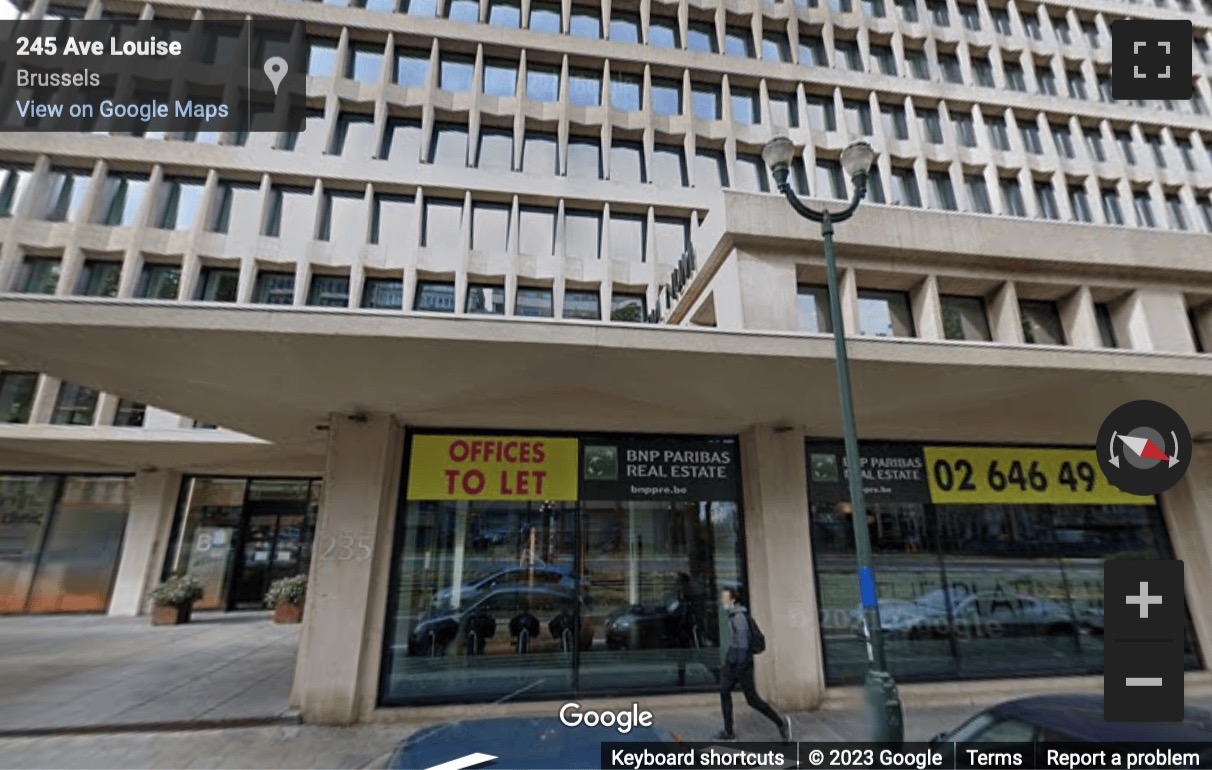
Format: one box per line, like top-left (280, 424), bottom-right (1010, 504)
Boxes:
top-left (381, 432), bottom-right (746, 705)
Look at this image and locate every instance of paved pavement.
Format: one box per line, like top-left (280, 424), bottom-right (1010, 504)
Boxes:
top-left (0, 610), bottom-right (298, 733)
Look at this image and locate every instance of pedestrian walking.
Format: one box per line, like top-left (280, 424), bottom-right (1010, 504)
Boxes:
top-left (715, 587), bottom-right (792, 742)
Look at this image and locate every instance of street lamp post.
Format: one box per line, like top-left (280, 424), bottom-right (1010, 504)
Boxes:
top-left (762, 137), bottom-right (905, 743)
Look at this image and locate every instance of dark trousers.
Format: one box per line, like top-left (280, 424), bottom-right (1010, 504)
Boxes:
top-left (720, 656), bottom-right (781, 734)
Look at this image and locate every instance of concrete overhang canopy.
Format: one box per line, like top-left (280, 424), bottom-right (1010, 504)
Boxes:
top-left (0, 298), bottom-right (1210, 447)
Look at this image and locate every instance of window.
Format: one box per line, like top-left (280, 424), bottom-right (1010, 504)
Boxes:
top-left (731, 89), bottom-right (759, 124)
top-left (1019, 300), bottom-right (1065, 345)
top-left (308, 275), bottom-right (350, 307)
top-left (1201, 198), bottom-right (1212, 232)
top-left (263, 186), bottom-right (312, 237)
top-left (954, 114), bottom-right (977, 147)
top-left (371, 194), bottom-right (415, 246)
top-left (444, 0), bottom-right (478, 21)
top-left (1095, 303), bottom-right (1118, 348)
top-left (1146, 134), bottom-right (1167, 168)
top-left (110, 399), bottom-right (145, 427)
top-left (1101, 188), bottom-right (1125, 225)
top-left (1068, 185), bottom-right (1093, 222)
top-left (857, 290), bottom-right (915, 337)
top-left (276, 109), bottom-right (325, 153)
top-left (50, 382), bottom-right (99, 426)
top-left (0, 165), bottom-right (32, 216)
top-left (1179, 137), bottom-right (1198, 171)
top-left (843, 99), bottom-right (873, 136)
top-left (488, 0), bottom-right (521, 27)
top-left (1036, 67), bottom-right (1056, 96)
top-left (695, 149), bottom-right (729, 189)
top-left (569, 4), bottom-right (601, 37)
top-left (807, 95), bottom-right (837, 132)
top-left (439, 53), bottom-right (475, 92)
top-left (881, 104), bottom-right (909, 140)
top-left (653, 144), bottom-right (689, 187)
top-left (422, 198), bottom-right (463, 246)
top-left (361, 278), bottom-right (403, 309)
top-left (1022, 14), bottom-right (1041, 40)
top-left (987, 117), bottom-right (1010, 151)
top-left (611, 140), bottom-right (646, 183)
top-left (1082, 21), bottom-right (1100, 48)
top-left (609, 10), bottom-right (639, 42)
top-left (254, 271), bottom-right (296, 304)
top-left (476, 128), bottom-right (514, 171)
top-left (651, 78), bottom-right (682, 116)
top-left (798, 285), bottom-right (832, 333)
top-left (940, 54), bottom-right (962, 84)
top-left (1098, 75), bottom-right (1113, 103)
top-left (649, 17), bottom-right (679, 48)
top-left (613, 72), bottom-right (643, 112)
top-left (331, 113), bottom-right (375, 157)
top-left (871, 45), bottom-right (896, 75)
top-left (1035, 181), bottom-right (1060, 220)
top-left (1067, 71), bottom-right (1087, 100)
top-left (928, 171), bottom-right (958, 210)
top-left (654, 217), bottom-right (690, 262)
top-left (890, 167), bottom-right (921, 206)
top-left (1001, 177), bottom-right (1027, 216)
top-left (565, 209), bottom-right (602, 259)
top-left (972, 57), bottom-right (994, 87)
top-left (896, 0), bottom-right (919, 22)
top-left (734, 154), bottom-right (769, 193)
top-left (941, 295), bottom-right (992, 341)
top-left (483, 59), bottom-right (518, 97)
top-left (965, 175), bottom-right (992, 213)
top-left (522, 131), bottom-right (558, 175)
top-left (1133, 191), bottom-right (1155, 227)
top-left (800, 35), bottom-right (827, 66)
top-left (467, 284), bottom-right (506, 315)
top-left (1020, 122), bottom-right (1043, 154)
top-left (991, 7), bottom-right (1011, 34)
top-left (1166, 195), bottom-right (1188, 231)
top-left (15, 257), bottom-right (60, 294)
top-left (687, 21), bottom-right (717, 54)
top-left (1197, 37), bottom-right (1210, 64)
top-left (415, 281), bottom-right (455, 312)
top-left (529, 2), bottom-right (561, 33)
top-left (906, 49), bottom-right (929, 79)
top-left (816, 160), bottom-right (846, 199)
top-left (1005, 62), bottom-right (1026, 91)
top-left (928, 0), bottom-right (949, 26)
top-left (770, 93), bottom-right (799, 129)
top-left (95, 173), bottom-right (148, 227)
top-left (724, 26), bottom-right (753, 58)
top-left (380, 117), bottom-right (423, 161)
top-left (610, 293), bottom-right (646, 322)
top-left (959, 3), bottom-right (980, 30)
top-left (836, 40), bottom-right (862, 71)
top-left (308, 38), bottom-right (338, 77)
top-left (1053, 15), bottom-right (1072, 44)
top-left (567, 136), bottom-right (603, 179)
top-left (346, 43), bottom-right (384, 84)
top-left (563, 289), bottom-right (601, 320)
top-left (429, 123), bottom-right (469, 166)
top-left (568, 68), bottom-right (601, 107)
top-left (196, 267), bottom-right (239, 301)
top-left (861, 0), bottom-right (886, 15)
top-left (155, 177), bottom-right (205, 230)
top-left (74, 260), bottom-right (121, 297)
top-left (135, 263), bottom-right (180, 299)
top-left (518, 206), bottom-right (556, 255)
top-left (762, 33), bottom-right (790, 62)
top-left (318, 191), bottom-right (363, 243)
top-left (0, 372), bottom-right (37, 423)
top-left (1052, 125), bottom-right (1074, 158)
top-left (920, 110), bottom-right (943, 144)
top-left (608, 213), bottom-right (647, 261)
top-left (691, 84), bottom-right (719, 119)
top-left (510, 286), bottom-right (555, 319)
top-left (1084, 128), bottom-right (1106, 162)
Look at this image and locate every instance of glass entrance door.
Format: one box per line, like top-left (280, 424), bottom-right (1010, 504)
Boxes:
top-left (231, 513), bottom-right (280, 609)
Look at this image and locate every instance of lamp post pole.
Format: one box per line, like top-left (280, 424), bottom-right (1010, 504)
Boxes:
top-left (762, 138), bottom-right (904, 743)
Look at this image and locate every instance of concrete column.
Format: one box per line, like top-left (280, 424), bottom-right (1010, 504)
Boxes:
top-left (911, 274), bottom-right (943, 340)
top-left (739, 425), bottom-right (824, 710)
top-left (292, 413), bottom-right (404, 725)
top-left (1158, 442), bottom-right (1212, 669)
top-left (737, 250), bottom-right (798, 331)
top-left (1058, 286), bottom-right (1101, 349)
top-left (840, 267), bottom-right (860, 336)
top-left (108, 470), bottom-right (183, 616)
top-left (986, 281), bottom-right (1023, 344)
top-left (1121, 289), bottom-right (1198, 353)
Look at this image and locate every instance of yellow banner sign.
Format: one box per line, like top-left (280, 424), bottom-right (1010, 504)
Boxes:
top-left (407, 435), bottom-right (579, 501)
top-left (923, 445), bottom-right (1153, 505)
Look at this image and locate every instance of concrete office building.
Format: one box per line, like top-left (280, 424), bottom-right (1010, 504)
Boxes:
top-left (1, 0), bottom-right (1212, 724)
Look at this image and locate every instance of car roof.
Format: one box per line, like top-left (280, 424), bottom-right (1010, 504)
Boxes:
top-left (388, 716), bottom-right (674, 769)
top-left (991, 694), bottom-right (1212, 742)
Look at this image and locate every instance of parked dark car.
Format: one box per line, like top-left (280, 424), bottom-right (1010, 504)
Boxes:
top-left (932, 694), bottom-right (1212, 748)
top-left (605, 592), bottom-right (706, 650)
top-left (409, 585), bottom-right (594, 657)
top-left (428, 562), bottom-right (579, 611)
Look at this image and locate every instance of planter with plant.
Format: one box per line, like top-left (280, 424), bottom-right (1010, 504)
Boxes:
top-left (149, 574), bottom-right (204, 626)
top-left (266, 574), bottom-right (307, 624)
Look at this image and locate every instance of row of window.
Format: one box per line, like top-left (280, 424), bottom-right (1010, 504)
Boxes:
top-left (9, 257), bottom-right (652, 320)
top-left (0, 371), bottom-right (146, 428)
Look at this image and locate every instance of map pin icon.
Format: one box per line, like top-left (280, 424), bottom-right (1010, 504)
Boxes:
top-left (264, 56), bottom-right (288, 95)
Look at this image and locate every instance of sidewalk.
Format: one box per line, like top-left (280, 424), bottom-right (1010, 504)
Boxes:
top-left (0, 611), bottom-right (299, 733)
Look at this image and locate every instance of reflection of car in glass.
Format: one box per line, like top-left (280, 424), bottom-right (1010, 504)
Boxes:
top-left (931, 694), bottom-right (1212, 751)
top-left (849, 586), bottom-right (969, 638)
top-left (409, 586), bottom-right (594, 657)
top-left (604, 593), bottom-right (705, 650)
top-left (378, 716), bottom-right (679, 769)
top-left (853, 590), bottom-right (1079, 639)
top-left (428, 563), bottom-right (579, 611)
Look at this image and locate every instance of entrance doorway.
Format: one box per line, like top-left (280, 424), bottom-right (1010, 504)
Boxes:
top-left (163, 477), bottom-right (321, 611)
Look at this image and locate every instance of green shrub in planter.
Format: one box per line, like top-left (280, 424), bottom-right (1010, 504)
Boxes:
top-left (266, 574), bottom-right (307, 607)
top-left (150, 574), bottom-right (204, 607)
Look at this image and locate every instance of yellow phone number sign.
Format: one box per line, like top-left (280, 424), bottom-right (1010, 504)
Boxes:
top-left (923, 446), bottom-right (1153, 505)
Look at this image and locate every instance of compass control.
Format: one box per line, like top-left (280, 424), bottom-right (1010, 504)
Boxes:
top-left (1097, 400), bottom-right (1191, 497)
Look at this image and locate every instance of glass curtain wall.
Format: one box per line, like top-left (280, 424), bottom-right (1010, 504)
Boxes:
top-left (380, 432), bottom-right (744, 705)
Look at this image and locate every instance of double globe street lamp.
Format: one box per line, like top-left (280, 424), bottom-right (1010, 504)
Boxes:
top-left (761, 136), bottom-right (905, 743)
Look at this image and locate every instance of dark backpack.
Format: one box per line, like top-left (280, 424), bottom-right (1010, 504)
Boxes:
top-left (747, 613), bottom-right (766, 655)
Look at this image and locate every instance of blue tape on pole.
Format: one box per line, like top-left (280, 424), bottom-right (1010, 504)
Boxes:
top-left (859, 568), bottom-right (877, 608)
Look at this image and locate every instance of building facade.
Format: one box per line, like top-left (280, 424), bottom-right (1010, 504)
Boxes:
top-left (2, 0), bottom-right (1212, 724)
